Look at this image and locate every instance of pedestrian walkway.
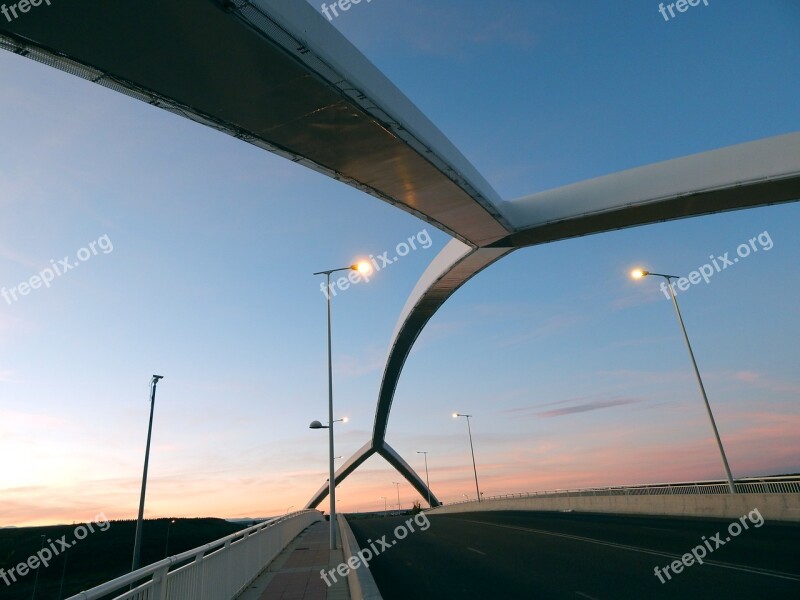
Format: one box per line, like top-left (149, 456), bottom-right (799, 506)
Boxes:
top-left (236, 520), bottom-right (350, 600)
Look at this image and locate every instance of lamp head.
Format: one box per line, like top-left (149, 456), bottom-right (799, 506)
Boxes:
top-left (630, 269), bottom-right (649, 280)
top-left (352, 261), bottom-right (372, 275)
top-left (309, 420), bottom-right (327, 429)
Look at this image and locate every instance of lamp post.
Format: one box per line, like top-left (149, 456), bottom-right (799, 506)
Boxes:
top-left (309, 417), bottom-right (349, 548)
top-left (392, 481), bottom-right (401, 513)
top-left (57, 551), bottom-right (69, 600)
top-left (132, 374), bottom-right (164, 572)
top-left (164, 519), bottom-right (176, 558)
top-left (313, 262), bottom-right (371, 549)
top-left (380, 496), bottom-right (387, 513)
top-left (631, 269), bottom-right (736, 494)
top-left (416, 451), bottom-right (431, 508)
top-left (285, 505), bottom-right (294, 515)
top-left (453, 413), bottom-right (481, 501)
top-left (31, 534), bottom-right (45, 599)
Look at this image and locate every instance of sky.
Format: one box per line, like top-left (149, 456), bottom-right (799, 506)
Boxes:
top-left (1, 0), bottom-right (799, 526)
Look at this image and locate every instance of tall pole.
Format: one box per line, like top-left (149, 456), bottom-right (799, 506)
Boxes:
top-left (326, 271), bottom-right (337, 550)
top-left (381, 496), bottom-right (387, 512)
top-left (455, 414), bottom-right (481, 502)
top-left (661, 276), bottom-right (736, 494)
top-left (132, 374), bottom-right (163, 571)
top-left (417, 451), bottom-right (431, 507)
top-left (31, 534), bottom-right (45, 599)
top-left (392, 482), bottom-right (401, 513)
top-left (57, 551), bottom-right (68, 600)
top-left (164, 520), bottom-right (175, 558)
top-left (464, 416), bottom-right (481, 502)
top-left (315, 263), bottom-right (369, 547)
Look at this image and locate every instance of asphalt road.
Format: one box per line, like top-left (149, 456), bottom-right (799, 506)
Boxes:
top-left (346, 511), bottom-right (800, 599)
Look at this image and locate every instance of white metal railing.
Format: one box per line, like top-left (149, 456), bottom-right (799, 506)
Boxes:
top-left (66, 510), bottom-right (322, 600)
top-left (443, 475), bottom-right (800, 506)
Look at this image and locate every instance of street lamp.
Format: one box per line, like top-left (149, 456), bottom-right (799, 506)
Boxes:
top-left (285, 505), bottom-right (294, 515)
top-left (314, 262), bottom-right (370, 549)
top-left (631, 269), bottom-right (736, 494)
top-left (164, 519), bottom-right (176, 558)
top-left (380, 496), bottom-right (387, 513)
top-left (309, 416), bottom-right (348, 549)
top-left (416, 451), bottom-right (432, 508)
top-left (132, 374), bottom-right (164, 572)
top-left (453, 413), bottom-right (481, 501)
top-left (392, 481), bottom-right (401, 513)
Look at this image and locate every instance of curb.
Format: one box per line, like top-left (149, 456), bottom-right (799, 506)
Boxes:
top-left (337, 514), bottom-right (384, 600)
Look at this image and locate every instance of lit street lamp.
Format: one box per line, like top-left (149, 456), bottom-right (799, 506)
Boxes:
top-left (313, 262), bottom-right (371, 549)
top-left (132, 374), bottom-right (164, 571)
top-left (631, 269), bottom-right (736, 494)
top-left (416, 451), bottom-right (432, 508)
top-left (453, 413), bottom-right (481, 501)
top-left (164, 519), bottom-right (176, 558)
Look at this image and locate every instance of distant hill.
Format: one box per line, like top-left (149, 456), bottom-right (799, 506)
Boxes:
top-left (0, 518), bottom-right (247, 600)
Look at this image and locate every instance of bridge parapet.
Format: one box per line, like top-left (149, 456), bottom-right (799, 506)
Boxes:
top-left (428, 477), bottom-right (800, 522)
top-left (66, 510), bottom-right (323, 600)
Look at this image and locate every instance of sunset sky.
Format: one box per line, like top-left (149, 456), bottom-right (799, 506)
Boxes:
top-left (1, 1), bottom-right (799, 526)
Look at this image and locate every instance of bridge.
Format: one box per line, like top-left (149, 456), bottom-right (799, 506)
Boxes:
top-left (2, 1), bottom-right (799, 599)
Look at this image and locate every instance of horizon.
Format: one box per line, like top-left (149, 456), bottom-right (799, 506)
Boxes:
top-left (2, 0), bottom-right (799, 528)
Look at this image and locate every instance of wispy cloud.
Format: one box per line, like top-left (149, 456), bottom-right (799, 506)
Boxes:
top-left (501, 396), bottom-right (643, 419)
top-left (537, 397), bottom-right (642, 418)
top-left (388, 3), bottom-right (538, 58)
top-left (730, 370), bottom-right (800, 394)
top-left (495, 313), bottom-right (585, 347)
top-left (334, 344), bottom-right (386, 378)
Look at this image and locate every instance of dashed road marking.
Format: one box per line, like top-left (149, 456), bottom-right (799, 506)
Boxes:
top-left (453, 518), bottom-right (800, 582)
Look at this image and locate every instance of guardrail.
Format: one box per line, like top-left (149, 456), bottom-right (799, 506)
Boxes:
top-left (444, 476), bottom-right (800, 506)
top-left (66, 510), bottom-right (322, 600)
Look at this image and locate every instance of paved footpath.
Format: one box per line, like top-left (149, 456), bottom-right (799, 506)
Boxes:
top-left (237, 520), bottom-right (350, 600)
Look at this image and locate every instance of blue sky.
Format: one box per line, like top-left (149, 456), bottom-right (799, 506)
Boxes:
top-left (1, 0), bottom-right (798, 525)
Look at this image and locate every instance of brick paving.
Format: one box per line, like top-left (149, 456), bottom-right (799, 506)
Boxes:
top-left (236, 520), bottom-right (350, 600)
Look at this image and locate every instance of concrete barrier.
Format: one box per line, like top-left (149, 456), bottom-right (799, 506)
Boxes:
top-left (427, 493), bottom-right (800, 522)
top-left (338, 514), bottom-right (384, 600)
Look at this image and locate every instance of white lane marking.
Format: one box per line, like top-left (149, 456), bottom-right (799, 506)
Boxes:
top-left (575, 593), bottom-right (599, 600)
top-left (467, 547), bottom-right (486, 555)
top-left (454, 519), bottom-right (800, 582)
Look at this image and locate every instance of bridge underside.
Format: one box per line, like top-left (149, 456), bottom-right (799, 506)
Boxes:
top-left (2, 2), bottom-right (799, 511)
